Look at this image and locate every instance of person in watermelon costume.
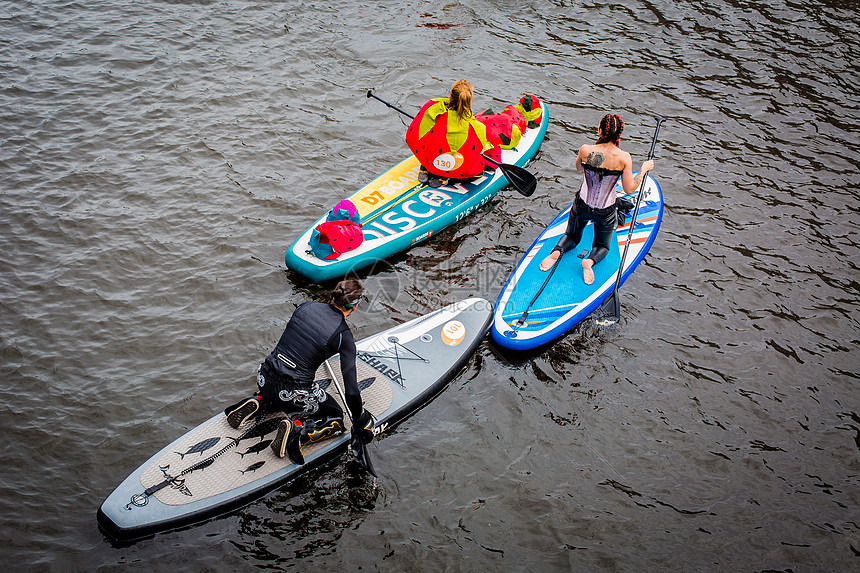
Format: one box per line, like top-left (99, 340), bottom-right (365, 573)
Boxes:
top-left (475, 105), bottom-right (525, 155)
top-left (406, 80), bottom-right (542, 187)
top-left (474, 94), bottom-right (542, 158)
top-left (406, 79), bottom-right (493, 187)
top-left (514, 94), bottom-right (543, 129)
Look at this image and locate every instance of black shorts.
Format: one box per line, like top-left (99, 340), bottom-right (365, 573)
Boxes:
top-left (256, 365), bottom-right (344, 423)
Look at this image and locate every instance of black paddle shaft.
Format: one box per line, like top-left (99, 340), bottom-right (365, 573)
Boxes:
top-left (515, 254), bottom-right (561, 328)
top-left (601, 117), bottom-right (664, 319)
top-left (366, 90), bottom-right (538, 197)
top-left (367, 90), bottom-right (415, 120)
top-left (323, 359), bottom-right (378, 478)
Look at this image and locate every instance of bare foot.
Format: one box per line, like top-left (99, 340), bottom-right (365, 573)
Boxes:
top-left (539, 250), bottom-right (560, 271)
top-left (582, 259), bottom-right (595, 285)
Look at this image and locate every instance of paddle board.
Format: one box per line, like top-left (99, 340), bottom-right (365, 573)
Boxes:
top-left (98, 297), bottom-right (493, 542)
top-left (491, 175), bottom-right (663, 351)
top-left (285, 98), bottom-right (549, 282)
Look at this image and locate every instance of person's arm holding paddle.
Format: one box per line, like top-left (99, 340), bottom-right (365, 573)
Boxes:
top-left (576, 144), bottom-right (654, 194)
top-left (619, 151), bottom-right (654, 195)
top-left (334, 319), bottom-right (374, 447)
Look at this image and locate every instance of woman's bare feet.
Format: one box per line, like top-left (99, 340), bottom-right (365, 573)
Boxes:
top-left (539, 250), bottom-right (560, 271)
top-left (582, 259), bottom-right (595, 285)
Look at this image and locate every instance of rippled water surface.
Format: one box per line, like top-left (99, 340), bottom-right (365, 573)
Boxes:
top-left (1, 0), bottom-right (858, 570)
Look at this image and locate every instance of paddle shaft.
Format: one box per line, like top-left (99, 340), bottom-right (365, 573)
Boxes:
top-left (605, 117), bottom-right (664, 316)
top-left (322, 358), bottom-right (352, 420)
top-left (366, 90), bottom-right (537, 197)
top-left (515, 254), bottom-right (561, 328)
top-left (367, 90), bottom-right (415, 119)
top-left (480, 154), bottom-right (511, 170)
top-left (323, 358), bottom-right (377, 477)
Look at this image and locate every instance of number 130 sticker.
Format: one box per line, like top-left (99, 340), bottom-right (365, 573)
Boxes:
top-left (432, 152), bottom-right (464, 172)
top-left (441, 320), bottom-right (466, 346)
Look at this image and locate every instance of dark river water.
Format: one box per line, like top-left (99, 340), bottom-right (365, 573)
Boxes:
top-left (2, 0), bottom-right (858, 570)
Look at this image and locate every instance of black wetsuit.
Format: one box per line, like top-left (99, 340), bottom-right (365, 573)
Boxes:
top-left (552, 163), bottom-right (623, 265)
top-left (257, 302), bottom-right (362, 425)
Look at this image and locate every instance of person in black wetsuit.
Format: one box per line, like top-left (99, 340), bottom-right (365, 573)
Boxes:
top-left (539, 113), bottom-right (655, 284)
top-left (223, 279), bottom-right (373, 465)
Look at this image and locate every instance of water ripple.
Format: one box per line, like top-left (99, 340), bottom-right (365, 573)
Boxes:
top-left (1, 0), bottom-right (858, 570)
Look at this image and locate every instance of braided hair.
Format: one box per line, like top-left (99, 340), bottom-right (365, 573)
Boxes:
top-left (448, 79), bottom-right (475, 121)
top-left (596, 113), bottom-right (624, 146)
top-left (331, 279), bottom-right (363, 310)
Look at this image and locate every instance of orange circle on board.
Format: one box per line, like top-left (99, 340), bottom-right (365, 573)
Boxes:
top-left (441, 320), bottom-right (466, 346)
top-left (432, 152), bottom-right (464, 172)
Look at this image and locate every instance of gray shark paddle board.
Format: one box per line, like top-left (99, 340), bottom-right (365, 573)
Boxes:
top-left (97, 297), bottom-right (492, 541)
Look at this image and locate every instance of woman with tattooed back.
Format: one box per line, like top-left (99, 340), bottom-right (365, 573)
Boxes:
top-left (539, 113), bottom-right (655, 284)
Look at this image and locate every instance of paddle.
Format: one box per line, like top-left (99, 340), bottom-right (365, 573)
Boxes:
top-left (599, 117), bottom-right (665, 322)
top-left (323, 358), bottom-right (378, 478)
top-left (514, 254), bottom-right (561, 329)
top-left (366, 90), bottom-right (538, 197)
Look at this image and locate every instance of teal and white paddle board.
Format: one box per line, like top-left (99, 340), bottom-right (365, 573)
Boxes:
top-left (98, 298), bottom-right (492, 542)
top-left (285, 98), bottom-right (548, 282)
top-left (491, 175), bottom-right (663, 351)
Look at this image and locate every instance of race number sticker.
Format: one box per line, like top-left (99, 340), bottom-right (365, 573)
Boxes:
top-left (441, 320), bottom-right (466, 346)
top-left (432, 152), bottom-right (464, 172)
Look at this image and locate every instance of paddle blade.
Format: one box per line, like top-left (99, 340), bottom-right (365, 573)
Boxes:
top-left (599, 291), bottom-right (621, 320)
top-left (499, 163), bottom-right (537, 197)
top-left (360, 444), bottom-right (378, 478)
top-left (514, 311), bottom-right (529, 329)
top-left (351, 437), bottom-right (378, 478)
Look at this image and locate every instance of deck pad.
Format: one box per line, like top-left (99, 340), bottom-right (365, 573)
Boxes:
top-left (140, 358), bottom-right (390, 507)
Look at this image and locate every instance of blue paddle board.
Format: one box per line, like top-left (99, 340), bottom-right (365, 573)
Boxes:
top-left (98, 298), bottom-right (492, 541)
top-left (285, 98), bottom-right (549, 282)
top-left (491, 175), bottom-right (663, 351)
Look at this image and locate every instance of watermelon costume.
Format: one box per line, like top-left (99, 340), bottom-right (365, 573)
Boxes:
top-left (476, 105), bottom-right (526, 152)
top-left (406, 98), bottom-right (493, 179)
top-left (406, 95), bottom-right (544, 180)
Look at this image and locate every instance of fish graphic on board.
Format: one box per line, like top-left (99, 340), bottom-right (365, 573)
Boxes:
top-left (175, 437), bottom-right (220, 459)
top-left (358, 377), bottom-right (376, 391)
top-left (240, 461), bottom-right (265, 474)
top-left (230, 417), bottom-right (281, 445)
top-left (238, 440), bottom-right (273, 458)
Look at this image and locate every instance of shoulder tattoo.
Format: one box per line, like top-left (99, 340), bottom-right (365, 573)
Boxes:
top-left (586, 151), bottom-right (604, 167)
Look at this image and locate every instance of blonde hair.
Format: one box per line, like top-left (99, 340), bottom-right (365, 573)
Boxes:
top-left (448, 79), bottom-right (474, 121)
